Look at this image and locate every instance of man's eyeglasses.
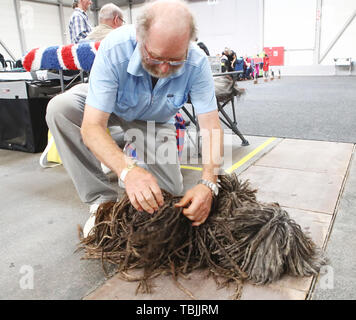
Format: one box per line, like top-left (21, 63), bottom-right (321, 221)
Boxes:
top-left (142, 43), bottom-right (187, 66)
top-left (118, 16), bottom-right (125, 24)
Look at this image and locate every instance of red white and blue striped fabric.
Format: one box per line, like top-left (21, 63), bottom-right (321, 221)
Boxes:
top-left (22, 41), bottom-right (101, 72)
top-left (22, 42), bottom-right (186, 160)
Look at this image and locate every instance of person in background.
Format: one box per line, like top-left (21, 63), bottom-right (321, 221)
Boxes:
top-left (221, 47), bottom-right (236, 72)
top-left (69, 0), bottom-right (93, 44)
top-left (220, 54), bottom-right (229, 73)
top-left (85, 3), bottom-right (125, 42)
top-left (263, 53), bottom-right (270, 79)
top-left (195, 38), bottom-right (210, 56)
top-left (243, 55), bottom-right (253, 80)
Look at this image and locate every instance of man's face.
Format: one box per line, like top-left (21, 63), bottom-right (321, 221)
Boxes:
top-left (81, 0), bottom-right (92, 12)
top-left (140, 42), bottom-right (186, 78)
top-left (139, 26), bottom-right (189, 79)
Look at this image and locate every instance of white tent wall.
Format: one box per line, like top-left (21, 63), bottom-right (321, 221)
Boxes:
top-left (264, 0), bottom-right (317, 66)
top-left (186, 0), bottom-right (262, 58)
top-left (127, 0), bottom-right (356, 75)
top-left (0, 0), bottom-right (355, 75)
top-left (127, 0), bottom-right (262, 58)
top-left (319, 0), bottom-right (356, 65)
top-left (0, 0), bottom-right (22, 61)
top-left (19, 1), bottom-right (63, 50)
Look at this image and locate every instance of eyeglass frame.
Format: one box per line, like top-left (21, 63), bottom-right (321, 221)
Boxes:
top-left (117, 15), bottom-right (125, 24)
top-left (141, 43), bottom-right (187, 66)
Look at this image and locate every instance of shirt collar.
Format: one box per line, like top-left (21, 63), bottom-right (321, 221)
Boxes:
top-left (75, 8), bottom-right (87, 16)
top-left (127, 43), bottom-right (145, 77)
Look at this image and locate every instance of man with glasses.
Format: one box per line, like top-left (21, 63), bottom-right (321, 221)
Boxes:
top-left (85, 3), bottom-right (125, 42)
top-left (46, 0), bottom-right (223, 236)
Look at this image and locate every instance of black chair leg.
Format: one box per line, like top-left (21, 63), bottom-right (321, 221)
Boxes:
top-left (218, 105), bottom-right (249, 146)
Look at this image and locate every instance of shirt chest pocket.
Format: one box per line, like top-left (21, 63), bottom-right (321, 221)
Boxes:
top-left (117, 90), bottom-right (150, 110)
top-left (166, 93), bottom-right (188, 112)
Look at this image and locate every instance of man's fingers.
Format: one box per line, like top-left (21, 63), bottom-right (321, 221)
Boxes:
top-left (128, 193), bottom-right (143, 212)
top-left (142, 189), bottom-right (159, 211)
top-left (149, 184), bottom-right (164, 207)
top-left (182, 202), bottom-right (205, 223)
top-left (175, 194), bottom-right (192, 208)
top-left (135, 192), bottom-right (155, 214)
top-left (192, 215), bottom-right (208, 227)
top-left (182, 199), bottom-right (201, 217)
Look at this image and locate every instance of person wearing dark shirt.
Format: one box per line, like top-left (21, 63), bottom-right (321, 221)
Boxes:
top-left (222, 47), bottom-right (237, 72)
top-left (196, 38), bottom-right (210, 56)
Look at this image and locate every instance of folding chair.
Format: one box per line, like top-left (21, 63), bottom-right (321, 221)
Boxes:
top-left (182, 71), bottom-right (249, 155)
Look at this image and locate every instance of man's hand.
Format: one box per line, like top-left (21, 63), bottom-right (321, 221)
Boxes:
top-left (124, 166), bottom-right (164, 214)
top-left (174, 184), bottom-right (213, 226)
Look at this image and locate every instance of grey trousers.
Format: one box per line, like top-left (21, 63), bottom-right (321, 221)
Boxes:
top-left (46, 83), bottom-right (183, 205)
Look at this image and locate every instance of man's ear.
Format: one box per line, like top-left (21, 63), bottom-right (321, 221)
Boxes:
top-left (114, 15), bottom-right (119, 27)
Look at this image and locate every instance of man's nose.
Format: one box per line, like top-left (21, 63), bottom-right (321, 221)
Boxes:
top-left (159, 62), bottom-right (170, 74)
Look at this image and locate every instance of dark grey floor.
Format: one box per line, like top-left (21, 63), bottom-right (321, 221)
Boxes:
top-left (235, 76), bottom-right (356, 143)
top-left (0, 150), bottom-right (107, 299)
top-left (312, 150), bottom-right (356, 300)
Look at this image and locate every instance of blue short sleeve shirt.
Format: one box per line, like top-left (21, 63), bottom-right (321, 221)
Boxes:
top-left (86, 24), bottom-right (217, 123)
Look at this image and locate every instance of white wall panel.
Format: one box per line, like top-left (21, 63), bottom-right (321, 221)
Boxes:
top-left (264, 0), bottom-right (316, 51)
top-left (20, 1), bottom-right (62, 50)
top-left (321, 18), bottom-right (356, 65)
top-left (284, 50), bottom-right (314, 66)
top-left (0, 0), bottom-right (22, 60)
top-left (320, 0), bottom-right (356, 65)
top-left (129, 0), bottom-right (261, 57)
top-left (63, 6), bottom-right (73, 45)
top-left (0, 0), bottom-right (353, 70)
top-left (188, 0), bottom-right (261, 57)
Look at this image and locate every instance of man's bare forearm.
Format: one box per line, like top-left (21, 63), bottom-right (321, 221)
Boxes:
top-left (201, 125), bottom-right (224, 183)
top-left (81, 123), bottom-right (132, 176)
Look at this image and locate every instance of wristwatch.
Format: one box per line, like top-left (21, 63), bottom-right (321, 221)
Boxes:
top-left (197, 179), bottom-right (219, 197)
top-left (119, 161), bottom-right (138, 183)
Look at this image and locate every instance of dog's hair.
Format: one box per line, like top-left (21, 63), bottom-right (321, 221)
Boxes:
top-left (78, 173), bottom-right (326, 299)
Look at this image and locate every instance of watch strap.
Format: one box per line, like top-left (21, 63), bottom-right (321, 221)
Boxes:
top-left (197, 179), bottom-right (219, 196)
top-left (119, 162), bottom-right (137, 183)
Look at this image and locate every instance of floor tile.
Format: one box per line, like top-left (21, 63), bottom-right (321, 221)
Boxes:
top-left (241, 283), bottom-right (307, 300)
top-left (239, 166), bottom-right (344, 214)
top-left (84, 269), bottom-right (237, 300)
top-left (255, 139), bottom-right (353, 175)
top-left (284, 207), bottom-right (332, 248)
top-left (84, 266), bottom-right (312, 301)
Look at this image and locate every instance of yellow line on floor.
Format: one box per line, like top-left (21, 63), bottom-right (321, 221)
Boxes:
top-left (225, 137), bottom-right (277, 174)
top-left (180, 137), bottom-right (276, 173)
top-left (180, 165), bottom-right (203, 171)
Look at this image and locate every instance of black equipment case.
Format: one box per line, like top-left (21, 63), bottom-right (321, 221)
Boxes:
top-left (0, 77), bottom-right (60, 153)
